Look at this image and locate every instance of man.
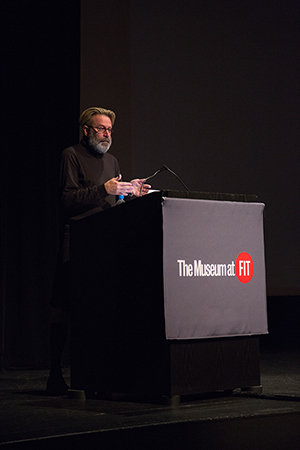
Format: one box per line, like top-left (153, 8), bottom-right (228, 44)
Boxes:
top-left (47, 107), bottom-right (150, 395)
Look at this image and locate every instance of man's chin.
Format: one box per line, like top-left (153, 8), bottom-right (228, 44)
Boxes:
top-left (87, 135), bottom-right (111, 154)
top-left (95, 144), bottom-right (110, 154)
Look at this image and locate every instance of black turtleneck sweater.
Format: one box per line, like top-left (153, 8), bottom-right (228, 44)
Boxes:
top-left (60, 139), bottom-right (120, 221)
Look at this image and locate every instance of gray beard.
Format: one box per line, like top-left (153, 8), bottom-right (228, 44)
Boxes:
top-left (87, 134), bottom-right (112, 154)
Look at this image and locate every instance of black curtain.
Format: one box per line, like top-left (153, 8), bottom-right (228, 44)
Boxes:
top-left (1, 1), bottom-right (80, 369)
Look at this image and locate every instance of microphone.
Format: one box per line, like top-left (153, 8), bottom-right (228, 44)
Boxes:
top-left (139, 165), bottom-right (189, 196)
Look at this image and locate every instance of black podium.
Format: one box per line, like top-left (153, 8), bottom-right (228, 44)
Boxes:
top-left (69, 191), bottom-right (267, 399)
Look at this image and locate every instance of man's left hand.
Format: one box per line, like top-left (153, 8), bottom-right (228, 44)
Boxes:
top-left (131, 179), bottom-right (151, 197)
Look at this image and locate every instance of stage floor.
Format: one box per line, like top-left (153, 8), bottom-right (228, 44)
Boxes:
top-left (0, 347), bottom-right (300, 449)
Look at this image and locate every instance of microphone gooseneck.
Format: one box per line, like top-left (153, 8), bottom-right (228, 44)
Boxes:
top-left (162, 165), bottom-right (190, 192)
top-left (139, 166), bottom-right (167, 196)
top-left (139, 165), bottom-right (189, 196)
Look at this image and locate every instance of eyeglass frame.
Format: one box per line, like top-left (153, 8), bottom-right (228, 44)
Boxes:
top-left (84, 124), bottom-right (114, 134)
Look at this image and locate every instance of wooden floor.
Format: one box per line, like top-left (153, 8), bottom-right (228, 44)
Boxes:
top-left (0, 344), bottom-right (300, 449)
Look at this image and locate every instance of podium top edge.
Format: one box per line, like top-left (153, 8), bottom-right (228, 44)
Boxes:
top-left (159, 190), bottom-right (258, 202)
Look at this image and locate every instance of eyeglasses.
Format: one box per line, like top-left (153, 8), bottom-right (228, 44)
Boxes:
top-left (86, 125), bottom-right (114, 134)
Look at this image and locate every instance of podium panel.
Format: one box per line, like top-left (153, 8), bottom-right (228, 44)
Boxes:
top-left (69, 192), bottom-right (266, 397)
top-left (162, 197), bottom-right (267, 339)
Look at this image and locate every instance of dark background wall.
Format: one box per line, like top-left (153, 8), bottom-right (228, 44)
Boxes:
top-left (81, 0), bottom-right (300, 296)
top-left (1, 0), bottom-right (299, 369)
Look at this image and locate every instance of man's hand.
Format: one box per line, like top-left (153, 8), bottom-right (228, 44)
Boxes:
top-left (131, 179), bottom-right (151, 197)
top-left (104, 175), bottom-right (134, 196)
top-left (105, 175), bottom-right (151, 197)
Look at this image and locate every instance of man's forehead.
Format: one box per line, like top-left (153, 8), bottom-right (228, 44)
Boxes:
top-left (91, 114), bottom-right (112, 125)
